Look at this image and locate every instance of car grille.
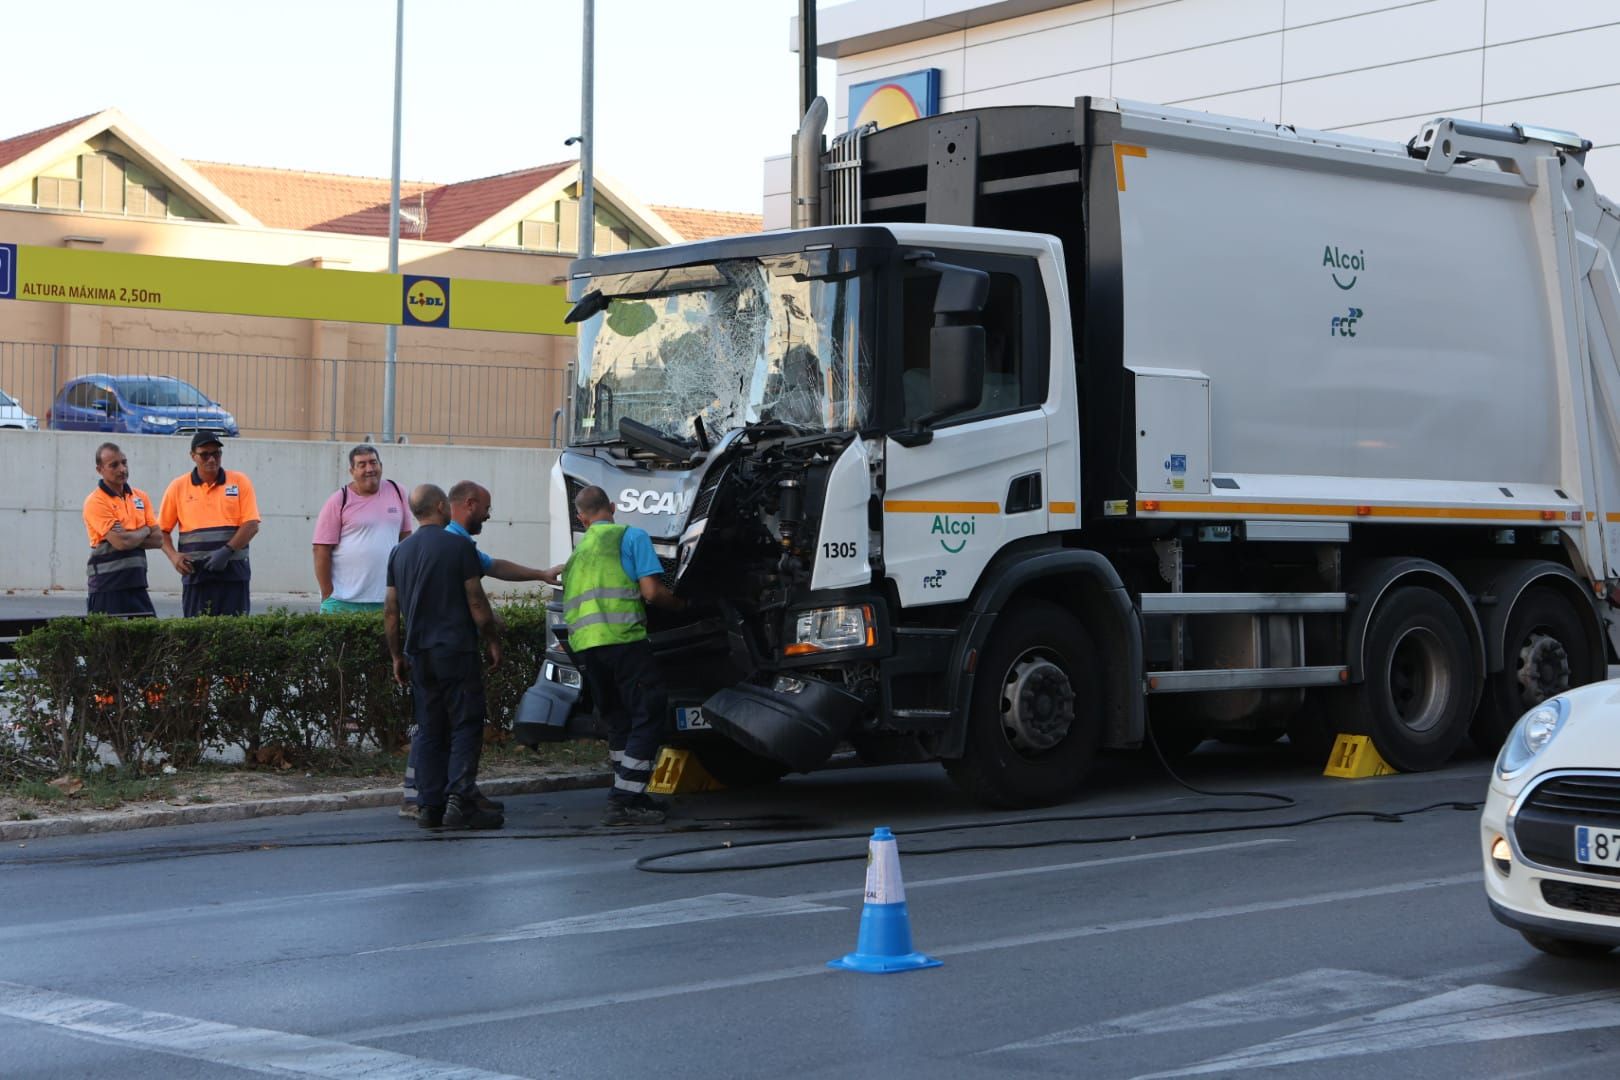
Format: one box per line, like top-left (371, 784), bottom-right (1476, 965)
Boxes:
top-left (1542, 879), bottom-right (1620, 918)
top-left (1513, 772), bottom-right (1620, 878)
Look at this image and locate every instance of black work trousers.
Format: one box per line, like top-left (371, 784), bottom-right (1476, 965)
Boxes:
top-left (183, 580), bottom-right (250, 617)
top-left (407, 647), bottom-right (487, 810)
top-left (577, 638), bottom-right (667, 803)
top-left (88, 588), bottom-right (156, 617)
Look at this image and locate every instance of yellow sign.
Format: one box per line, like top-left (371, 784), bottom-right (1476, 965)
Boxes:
top-left (0, 243), bottom-right (572, 337)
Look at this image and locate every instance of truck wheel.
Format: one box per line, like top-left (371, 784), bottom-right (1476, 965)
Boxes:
top-left (1471, 587), bottom-right (1597, 753)
top-left (944, 602), bottom-right (1100, 808)
top-left (1353, 587), bottom-right (1477, 772)
top-left (693, 740), bottom-right (791, 788)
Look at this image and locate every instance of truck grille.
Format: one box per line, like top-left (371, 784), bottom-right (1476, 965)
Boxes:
top-left (1513, 772), bottom-right (1620, 878)
top-left (1542, 879), bottom-right (1620, 918)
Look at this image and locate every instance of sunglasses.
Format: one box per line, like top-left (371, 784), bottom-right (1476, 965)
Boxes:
top-left (195, 449), bottom-right (223, 460)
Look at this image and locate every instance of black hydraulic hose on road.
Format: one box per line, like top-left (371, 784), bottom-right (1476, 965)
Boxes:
top-left (630, 723), bottom-right (1482, 875)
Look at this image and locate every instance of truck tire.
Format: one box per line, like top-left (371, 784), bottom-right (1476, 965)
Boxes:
top-left (693, 740), bottom-right (791, 788)
top-left (1471, 587), bottom-right (1598, 754)
top-left (1351, 587), bottom-right (1478, 772)
top-left (943, 602), bottom-right (1101, 807)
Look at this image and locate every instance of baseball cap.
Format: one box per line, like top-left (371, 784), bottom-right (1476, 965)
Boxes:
top-left (190, 432), bottom-right (224, 451)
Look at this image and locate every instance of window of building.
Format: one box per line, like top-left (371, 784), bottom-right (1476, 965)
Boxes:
top-left (27, 150), bottom-right (200, 220)
top-left (515, 197), bottom-right (651, 254)
top-left (35, 175), bottom-right (82, 211)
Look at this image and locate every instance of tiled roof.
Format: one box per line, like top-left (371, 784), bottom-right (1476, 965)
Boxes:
top-left (0, 113), bottom-right (99, 170)
top-left (190, 160), bottom-right (572, 242)
top-left (654, 205), bottom-right (763, 241)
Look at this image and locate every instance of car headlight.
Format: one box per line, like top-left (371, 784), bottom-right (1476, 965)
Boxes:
top-left (145, 416), bottom-right (178, 428)
top-left (786, 604), bottom-right (874, 656)
top-left (1496, 695), bottom-right (1569, 779)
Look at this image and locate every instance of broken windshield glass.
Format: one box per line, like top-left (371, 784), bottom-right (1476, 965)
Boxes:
top-left (570, 257), bottom-right (871, 444)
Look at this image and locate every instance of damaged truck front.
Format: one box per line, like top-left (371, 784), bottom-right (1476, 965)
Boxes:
top-left (537, 228), bottom-right (941, 788)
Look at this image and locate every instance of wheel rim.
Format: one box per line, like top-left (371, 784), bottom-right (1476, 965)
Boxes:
top-left (1515, 631), bottom-right (1572, 709)
top-left (1386, 627), bottom-right (1450, 734)
top-left (998, 650), bottom-right (1076, 757)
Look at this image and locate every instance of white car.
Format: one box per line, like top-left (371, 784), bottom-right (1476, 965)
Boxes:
top-left (0, 387), bottom-right (39, 429)
top-left (1482, 678), bottom-right (1620, 957)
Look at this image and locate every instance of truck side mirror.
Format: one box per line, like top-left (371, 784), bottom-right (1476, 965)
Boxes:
top-left (928, 325), bottom-right (985, 416)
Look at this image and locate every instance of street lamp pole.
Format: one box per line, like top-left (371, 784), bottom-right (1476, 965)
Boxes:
top-left (382, 0), bottom-right (404, 443)
top-left (578, 0), bottom-right (595, 262)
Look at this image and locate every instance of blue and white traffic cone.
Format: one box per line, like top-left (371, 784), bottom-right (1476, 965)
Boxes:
top-left (828, 826), bottom-right (942, 974)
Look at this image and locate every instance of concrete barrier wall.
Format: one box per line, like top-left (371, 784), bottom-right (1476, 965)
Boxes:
top-left (0, 430), bottom-right (560, 596)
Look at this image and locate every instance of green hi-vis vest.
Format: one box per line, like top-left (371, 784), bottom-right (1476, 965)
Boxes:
top-left (562, 523), bottom-right (647, 652)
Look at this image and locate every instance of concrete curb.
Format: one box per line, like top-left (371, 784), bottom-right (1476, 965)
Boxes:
top-left (0, 770), bottom-right (614, 842)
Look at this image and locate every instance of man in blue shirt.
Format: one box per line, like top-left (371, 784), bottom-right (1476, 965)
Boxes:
top-left (400, 479), bottom-right (557, 819)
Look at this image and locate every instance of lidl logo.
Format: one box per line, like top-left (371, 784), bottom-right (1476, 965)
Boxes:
top-left (403, 275), bottom-right (450, 327)
top-left (0, 244), bottom-right (15, 300)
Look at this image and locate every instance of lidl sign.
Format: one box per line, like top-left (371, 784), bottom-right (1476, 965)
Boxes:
top-left (0, 243), bottom-right (571, 336)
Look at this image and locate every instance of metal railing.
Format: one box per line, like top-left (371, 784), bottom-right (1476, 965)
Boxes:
top-left (0, 341), bottom-right (569, 447)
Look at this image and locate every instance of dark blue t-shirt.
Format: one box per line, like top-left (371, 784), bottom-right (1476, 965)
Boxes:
top-left (386, 523), bottom-right (484, 654)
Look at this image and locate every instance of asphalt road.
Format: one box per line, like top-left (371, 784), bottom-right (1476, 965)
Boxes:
top-left (2, 745), bottom-right (1615, 1079)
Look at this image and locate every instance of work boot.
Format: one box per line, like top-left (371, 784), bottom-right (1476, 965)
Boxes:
top-left (443, 793), bottom-right (504, 830)
top-left (398, 801), bottom-right (419, 820)
top-left (470, 789), bottom-right (504, 813)
top-left (417, 804), bottom-right (445, 829)
top-left (601, 798), bottom-right (666, 827)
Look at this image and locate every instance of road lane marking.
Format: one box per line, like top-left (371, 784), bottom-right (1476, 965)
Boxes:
top-left (0, 980), bottom-right (530, 1079)
top-left (366, 893), bottom-right (844, 953)
top-left (339, 870), bottom-right (1479, 1042)
top-left (1132, 985), bottom-right (1620, 1078)
top-left (991, 968), bottom-right (1431, 1051)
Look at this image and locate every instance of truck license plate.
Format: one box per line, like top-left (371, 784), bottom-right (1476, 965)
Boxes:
top-left (1575, 826), bottom-right (1620, 867)
top-left (676, 707), bottom-right (710, 731)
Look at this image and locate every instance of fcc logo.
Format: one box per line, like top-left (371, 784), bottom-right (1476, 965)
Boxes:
top-left (0, 244), bottom-right (15, 301)
top-left (402, 275), bottom-right (450, 327)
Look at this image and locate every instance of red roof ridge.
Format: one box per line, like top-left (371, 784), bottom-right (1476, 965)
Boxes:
top-left (187, 159), bottom-right (443, 187)
top-left (443, 160), bottom-right (577, 187)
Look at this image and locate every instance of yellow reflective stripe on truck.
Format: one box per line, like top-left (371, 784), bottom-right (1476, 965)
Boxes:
top-left (884, 501), bottom-right (1001, 514)
top-left (1135, 499), bottom-right (1582, 522)
top-left (1114, 145), bottom-right (1147, 191)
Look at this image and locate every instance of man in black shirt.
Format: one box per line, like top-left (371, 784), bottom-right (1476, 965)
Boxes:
top-left (385, 484), bottom-right (503, 830)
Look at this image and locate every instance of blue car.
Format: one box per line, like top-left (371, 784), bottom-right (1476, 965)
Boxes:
top-left (49, 375), bottom-right (239, 437)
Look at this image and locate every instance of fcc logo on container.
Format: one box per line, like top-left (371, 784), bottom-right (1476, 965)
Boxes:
top-left (0, 244), bottom-right (16, 301)
top-left (402, 275), bottom-right (450, 327)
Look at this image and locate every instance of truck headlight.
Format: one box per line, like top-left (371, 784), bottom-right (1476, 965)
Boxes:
top-left (786, 604), bottom-right (874, 656)
top-left (1496, 696), bottom-right (1568, 779)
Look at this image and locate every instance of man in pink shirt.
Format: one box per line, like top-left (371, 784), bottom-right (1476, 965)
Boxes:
top-left (312, 444), bottom-right (411, 613)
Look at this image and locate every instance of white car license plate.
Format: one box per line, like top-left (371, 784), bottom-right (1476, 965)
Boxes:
top-left (675, 707), bottom-right (710, 731)
top-left (1575, 826), bottom-right (1620, 867)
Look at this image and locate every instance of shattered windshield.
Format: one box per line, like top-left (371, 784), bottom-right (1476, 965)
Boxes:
top-left (570, 256), bottom-right (870, 443)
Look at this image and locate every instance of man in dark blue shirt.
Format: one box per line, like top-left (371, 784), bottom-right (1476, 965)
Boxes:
top-left (385, 484), bottom-right (504, 830)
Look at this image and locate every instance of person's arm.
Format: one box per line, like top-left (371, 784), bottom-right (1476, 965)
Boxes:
top-left (486, 557), bottom-right (552, 582)
top-left (226, 519), bottom-right (260, 552)
top-left (463, 576), bottom-right (503, 670)
top-left (385, 585), bottom-right (408, 685)
top-left (313, 544), bottom-right (335, 599)
top-left (160, 531), bottom-right (191, 574)
top-left (102, 524), bottom-right (150, 552)
top-left (639, 574), bottom-right (687, 611)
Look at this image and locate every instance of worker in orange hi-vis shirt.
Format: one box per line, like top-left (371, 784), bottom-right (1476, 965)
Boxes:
top-left (157, 432), bottom-right (261, 617)
top-left (82, 441), bottom-right (161, 617)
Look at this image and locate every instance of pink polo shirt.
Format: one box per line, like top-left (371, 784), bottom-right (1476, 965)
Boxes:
top-left (313, 481), bottom-right (412, 603)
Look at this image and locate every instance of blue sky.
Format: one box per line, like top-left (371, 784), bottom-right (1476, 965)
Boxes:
top-left (5, 0), bottom-right (838, 213)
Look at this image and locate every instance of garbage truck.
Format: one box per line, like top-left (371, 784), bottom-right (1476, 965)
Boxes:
top-left (527, 97), bottom-right (1620, 807)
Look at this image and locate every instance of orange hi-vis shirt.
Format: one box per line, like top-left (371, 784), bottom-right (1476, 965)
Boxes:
top-left (159, 468), bottom-right (261, 584)
top-left (82, 480), bottom-right (157, 593)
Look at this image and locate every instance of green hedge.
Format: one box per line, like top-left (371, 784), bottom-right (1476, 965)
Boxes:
top-left (1, 604), bottom-right (549, 779)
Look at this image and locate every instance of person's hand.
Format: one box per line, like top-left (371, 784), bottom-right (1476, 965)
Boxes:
top-left (392, 655), bottom-right (410, 685)
top-left (202, 546), bottom-right (233, 573)
top-left (485, 638), bottom-right (503, 672)
top-left (171, 551), bottom-right (194, 575)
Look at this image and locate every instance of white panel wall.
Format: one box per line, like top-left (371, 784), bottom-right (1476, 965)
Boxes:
top-left (811, 0), bottom-right (1620, 195)
top-left (0, 431), bottom-right (560, 597)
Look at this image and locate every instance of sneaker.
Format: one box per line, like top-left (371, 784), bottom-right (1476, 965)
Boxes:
top-left (601, 800), bottom-right (667, 827)
top-left (443, 793), bottom-right (504, 830)
top-left (398, 802), bottom-right (419, 820)
top-left (417, 804), bottom-right (445, 829)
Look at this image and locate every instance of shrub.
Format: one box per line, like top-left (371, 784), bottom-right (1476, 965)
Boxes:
top-left (0, 606), bottom-right (548, 781)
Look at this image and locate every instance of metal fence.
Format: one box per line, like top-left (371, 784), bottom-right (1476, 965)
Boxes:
top-left (0, 341), bottom-right (569, 446)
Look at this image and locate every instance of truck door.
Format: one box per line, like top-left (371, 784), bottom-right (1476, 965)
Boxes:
top-left (883, 252), bottom-right (1050, 607)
